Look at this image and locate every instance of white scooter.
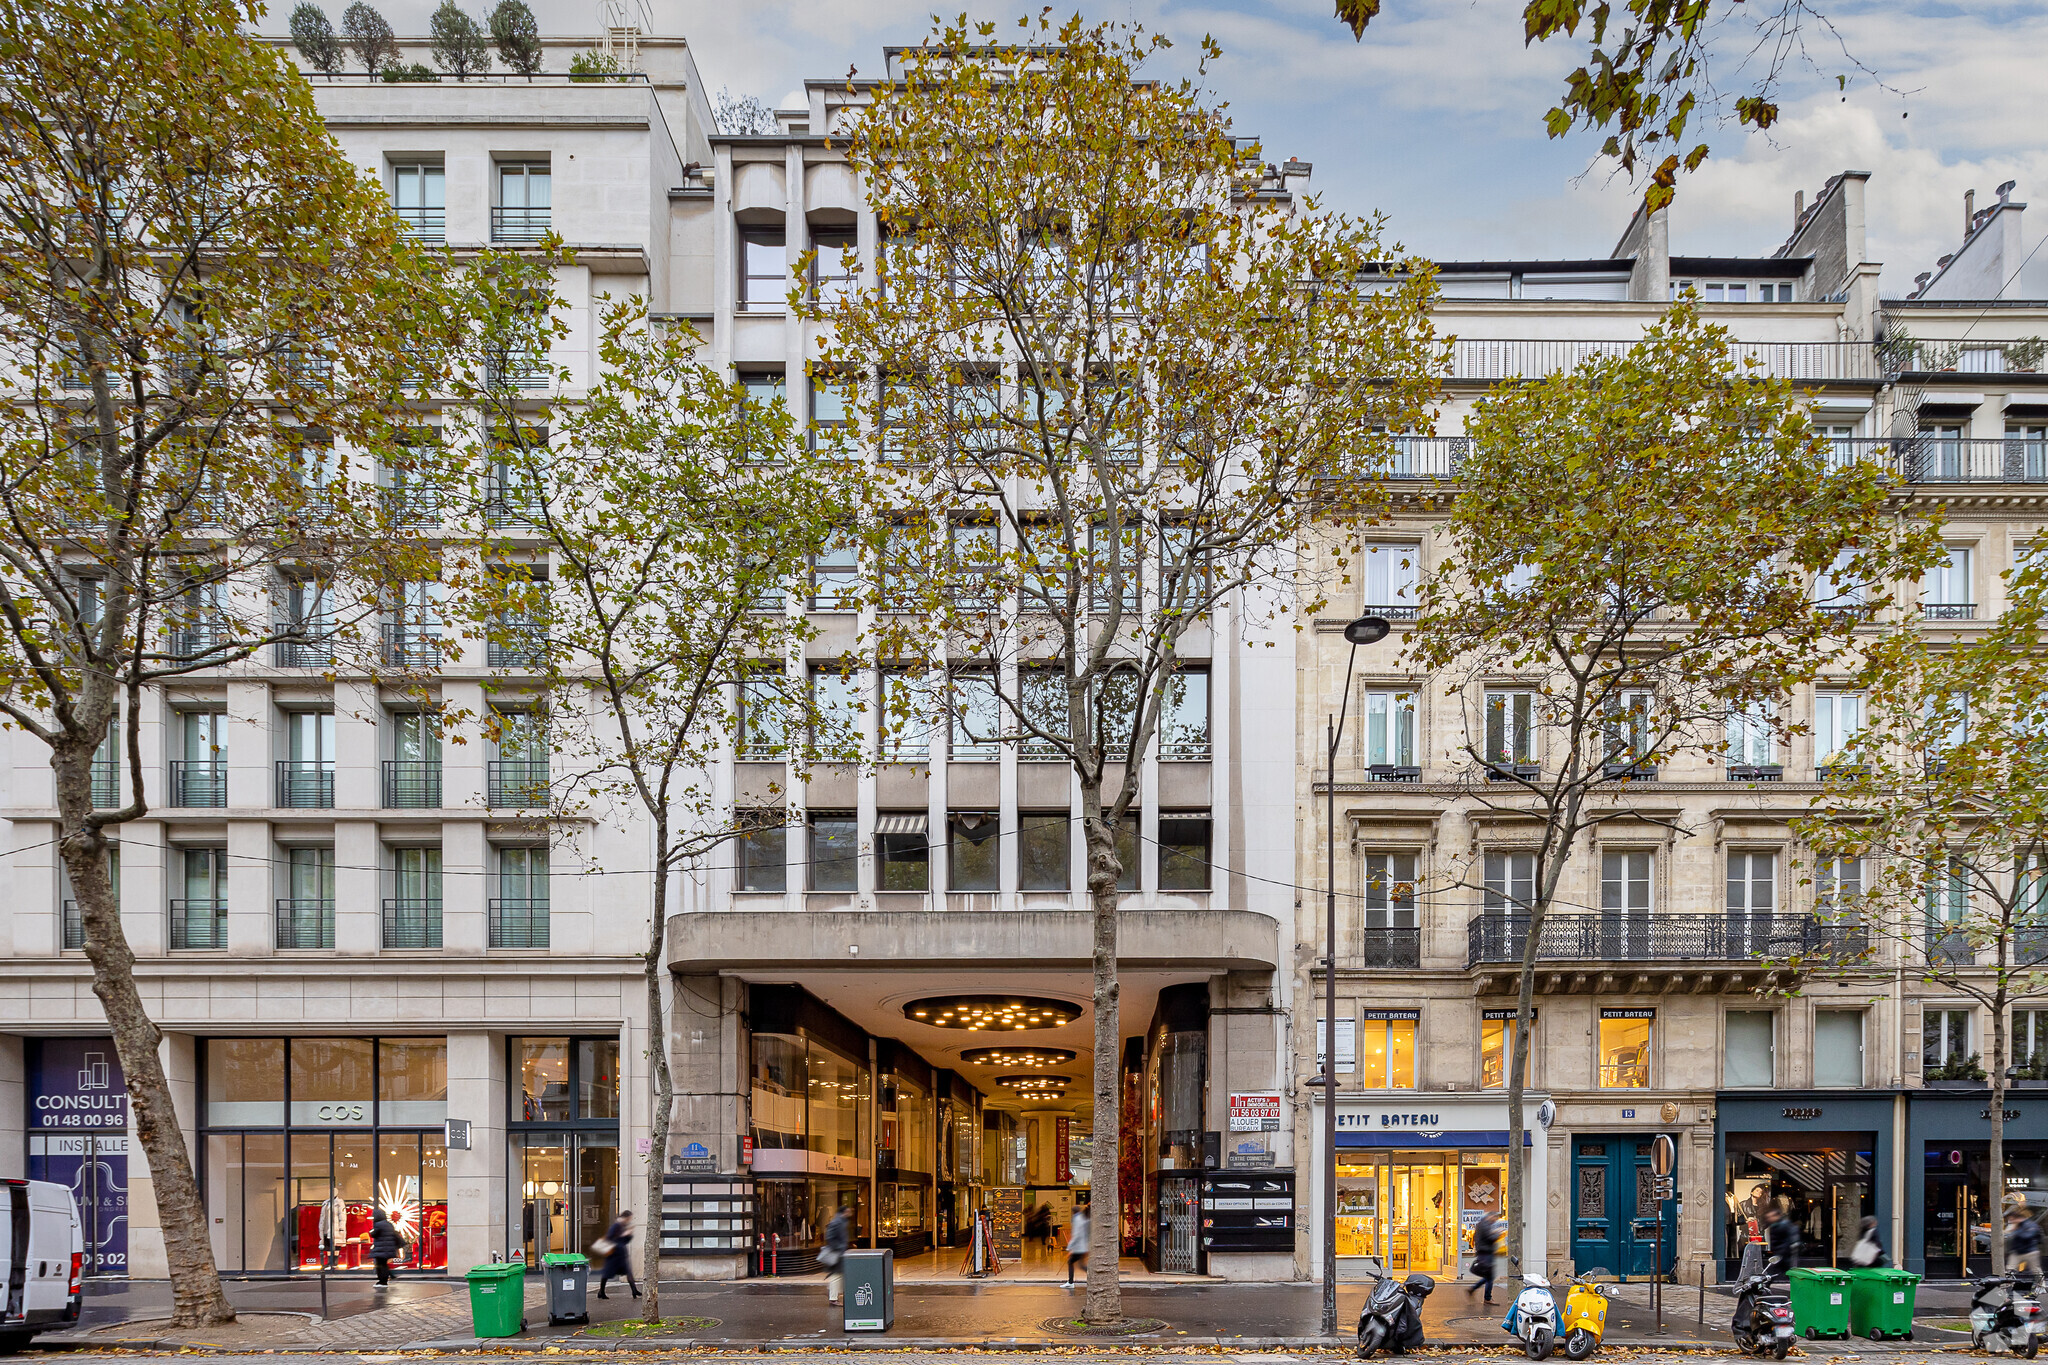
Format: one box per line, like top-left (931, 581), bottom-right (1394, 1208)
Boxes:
top-left (1502, 1274), bottom-right (1560, 1360)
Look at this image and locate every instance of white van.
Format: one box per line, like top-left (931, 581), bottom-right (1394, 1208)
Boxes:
top-left (0, 1179), bottom-right (83, 1351)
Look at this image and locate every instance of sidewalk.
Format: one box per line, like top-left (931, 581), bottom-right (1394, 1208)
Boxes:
top-left (46, 1272), bottom-right (1972, 1353)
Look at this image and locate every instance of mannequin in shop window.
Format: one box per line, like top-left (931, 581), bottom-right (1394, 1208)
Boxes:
top-left (319, 1192), bottom-right (348, 1268)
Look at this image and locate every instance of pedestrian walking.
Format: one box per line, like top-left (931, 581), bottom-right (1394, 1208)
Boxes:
top-left (821, 1204), bottom-right (852, 1305)
top-left (1467, 1210), bottom-right (1501, 1303)
top-left (368, 1212), bottom-right (402, 1285)
top-left (1850, 1215), bottom-right (1889, 1269)
top-left (2009, 1205), bottom-right (2042, 1276)
top-left (596, 1210), bottom-right (640, 1299)
top-left (1763, 1203), bottom-right (1800, 1282)
top-left (1065, 1201), bottom-right (1090, 1287)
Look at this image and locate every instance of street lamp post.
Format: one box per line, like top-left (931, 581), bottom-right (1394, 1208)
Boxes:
top-left (1319, 615), bottom-right (1390, 1338)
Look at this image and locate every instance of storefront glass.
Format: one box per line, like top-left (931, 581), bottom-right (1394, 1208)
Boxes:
top-left (1723, 1134), bottom-right (1872, 1275)
top-left (1599, 1010), bottom-right (1654, 1088)
top-left (1923, 1142), bottom-right (2048, 1278)
top-left (756, 1176), bottom-right (868, 1270)
top-left (1336, 1149), bottom-right (1506, 1275)
top-left (1480, 1011), bottom-right (1531, 1089)
top-left (199, 1037), bottom-right (450, 1274)
top-left (1360, 1011), bottom-right (1417, 1089)
top-left (508, 1036), bottom-right (624, 1266)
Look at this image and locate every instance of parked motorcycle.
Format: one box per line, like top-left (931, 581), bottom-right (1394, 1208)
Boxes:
top-left (1971, 1273), bottom-right (2045, 1357)
top-left (1732, 1269), bottom-right (1796, 1360)
top-left (1561, 1274), bottom-right (1611, 1360)
top-left (1355, 1257), bottom-right (1435, 1359)
top-left (1502, 1275), bottom-right (1560, 1360)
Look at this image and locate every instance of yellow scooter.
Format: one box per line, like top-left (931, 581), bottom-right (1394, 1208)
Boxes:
top-left (1561, 1274), bottom-right (1611, 1359)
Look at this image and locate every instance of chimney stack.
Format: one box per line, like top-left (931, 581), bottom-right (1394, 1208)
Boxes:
top-left (1794, 190), bottom-right (1804, 229)
top-left (1966, 188), bottom-right (1976, 238)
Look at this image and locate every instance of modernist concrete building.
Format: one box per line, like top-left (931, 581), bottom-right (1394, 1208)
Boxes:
top-left (1294, 172), bottom-right (2048, 1285)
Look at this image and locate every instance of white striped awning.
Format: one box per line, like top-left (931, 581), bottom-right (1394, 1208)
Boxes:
top-left (874, 813), bottom-right (928, 836)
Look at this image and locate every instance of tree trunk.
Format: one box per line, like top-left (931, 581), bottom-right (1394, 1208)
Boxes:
top-left (641, 846), bottom-right (672, 1321)
top-left (1505, 901), bottom-right (1544, 1275)
top-left (1991, 999), bottom-right (2009, 1273)
top-left (55, 751), bottom-right (233, 1328)
top-left (1081, 792), bottom-right (1124, 1326)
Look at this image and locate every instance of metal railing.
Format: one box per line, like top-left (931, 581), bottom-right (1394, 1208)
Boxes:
top-left (277, 760), bottom-right (334, 809)
top-left (1362, 603), bottom-right (1418, 621)
top-left (395, 205), bottom-right (445, 241)
top-left (383, 760), bottom-right (443, 809)
top-left (382, 899), bottom-right (443, 949)
top-left (168, 759), bottom-right (227, 807)
top-left (1467, 911), bottom-right (1869, 968)
top-left (484, 353), bottom-right (551, 390)
top-left (1451, 338), bottom-right (1880, 383)
top-left (168, 623), bottom-right (229, 660)
top-left (274, 898), bottom-right (335, 949)
top-left (89, 755), bottom-right (118, 808)
top-left (488, 758), bottom-right (549, 807)
top-left (274, 637), bottom-right (334, 668)
top-left (1727, 764), bottom-right (1785, 783)
top-left (491, 205), bottom-right (551, 243)
top-left (62, 900), bottom-right (83, 950)
top-left (1922, 602), bottom-right (1976, 621)
top-left (169, 898), bottom-right (228, 950)
top-left (1367, 764), bottom-right (1423, 782)
top-left (486, 624), bottom-right (547, 668)
top-left (483, 484), bottom-right (542, 525)
top-left (1159, 739), bottom-right (1213, 761)
top-left (488, 898), bottom-right (550, 948)
top-left (1928, 927), bottom-right (1975, 966)
top-left (1353, 926), bottom-right (1421, 968)
top-left (380, 487), bottom-right (444, 527)
top-left (1362, 434), bottom-right (2048, 489)
top-left (383, 624), bottom-right (445, 668)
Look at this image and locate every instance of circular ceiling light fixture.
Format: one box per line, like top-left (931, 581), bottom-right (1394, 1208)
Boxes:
top-left (997, 1074), bottom-right (1073, 1092)
top-left (958, 1046), bottom-right (1076, 1069)
top-left (902, 995), bottom-right (1077, 1032)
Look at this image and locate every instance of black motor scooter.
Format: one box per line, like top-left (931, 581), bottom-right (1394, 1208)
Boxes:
top-left (1970, 1272), bottom-right (2043, 1356)
top-left (1732, 1267), bottom-right (1796, 1360)
top-left (1355, 1256), bottom-right (1435, 1359)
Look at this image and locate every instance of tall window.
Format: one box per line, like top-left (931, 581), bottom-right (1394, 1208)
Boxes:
top-left (810, 538), bottom-right (859, 611)
top-left (1159, 670), bottom-right (1209, 760)
top-left (1923, 1007), bottom-right (1973, 1073)
top-left (1725, 851), bottom-right (1776, 954)
top-left (2013, 423), bottom-right (2048, 482)
top-left (1363, 690), bottom-right (1416, 771)
top-left (1815, 690), bottom-right (1865, 770)
top-left (280, 848), bottom-right (335, 949)
top-left (176, 709), bottom-right (227, 807)
top-left (1602, 690), bottom-right (1654, 768)
top-left (1814, 1010), bottom-right (1865, 1087)
top-left (736, 814), bottom-right (786, 893)
top-left (1816, 854), bottom-right (1864, 911)
top-left (1724, 1010), bottom-right (1775, 1088)
top-left (282, 711), bottom-right (335, 809)
top-left (173, 847), bottom-right (229, 950)
top-left (950, 522), bottom-right (1001, 611)
top-left (805, 373), bottom-right (845, 454)
top-left (1358, 1011), bottom-right (1417, 1089)
top-left (1362, 853), bottom-right (1417, 930)
top-left (1480, 1011), bottom-right (1529, 1089)
top-left (2016, 1009), bottom-right (2048, 1077)
top-left (1726, 701), bottom-right (1778, 770)
top-left (1813, 550), bottom-right (1865, 612)
top-left (491, 847), bottom-right (550, 949)
top-left (1018, 812), bottom-right (1069, 891)
top-left (1923, 545), bottom-right (1974, 619)
top-left (740, 228), bottom-right (787, 311)
top-left (878, 670), bottom-right (927, 762)
top-left (876, 813), bottom-right (928, 891)
top-left (387, 847), bottom-right (443, 949)
top-left (1158, 814), bottom-right (1211, 891)
top-left (1484, 851), bottom-right (1535, 915)
top-left (1485, 690), bottom-right (1537, 766)
top-left (1598, 1009), bottom-right (1654, 1088)
top-left (810, 669), bottom-right (863, 754)
top-left (736, 671), bottom-right (787, 761)
top-left (950, 670), bottom-right (1001, 760)
top-left (389, 710), bottom-right (442, 803)
top-left (810, 228), bottom-right (857, 304)
top-left (1601, 850), bottom-right (1653, 957)
top-left (809, 813), bottom-right (857, 892)
top-left (1361, 543), bottom-right (1419, 616)
top-left (391, 162), bottom-right (444, 240)
top-left (494, 162), bottom-right (550, 242)
top-left (1018, 669), bottom-right (1065, 760)
top-left (1926, 855), bottom-right (1970, 963)
top-left (948, 813), bottom-right (999, 892)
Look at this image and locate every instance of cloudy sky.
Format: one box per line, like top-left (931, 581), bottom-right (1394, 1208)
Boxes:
top-left (266, 0), bottom-right (2048, 295)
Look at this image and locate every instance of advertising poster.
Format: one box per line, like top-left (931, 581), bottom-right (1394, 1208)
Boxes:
top-left (28, 1038), bottom-right (130, 1277)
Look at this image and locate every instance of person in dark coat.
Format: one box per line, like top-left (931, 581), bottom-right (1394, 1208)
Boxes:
top-left (1763, 1204), bottom-right (1800, 1282)
top-left (368, 1213), bottom-right (402, 1285)
top-left (597, 1211), bottom-right (639, 1299)
top-left (1466, 1210), bottom-right (1501, 1304)
top-left (1852, 1215), bottom-right (1890, 1268)
top-left (822, 1204), bottom-right (852, 1304)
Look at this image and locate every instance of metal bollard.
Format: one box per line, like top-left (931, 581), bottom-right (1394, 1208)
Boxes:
top-left (1697, 1263), bottom-right (1706, 1325)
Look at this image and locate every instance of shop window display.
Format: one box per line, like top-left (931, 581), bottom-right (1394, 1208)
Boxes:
top-left (1723, 1138), bottom-right (1872, 1275)
top-left (1334, 1152), bottom-right (1477, 1274)
top-left (507, 1037), bottom-right (624, 1266)
top-left (1480, 1010), bottom-right (1531, 1089)
top-left (1359, 1011), bottom-right (1417, 1089)
top-left (1923, 1143), bottom-right (2048, 1277)
top-left (1598, 1009), bottom-right (1654, 1088)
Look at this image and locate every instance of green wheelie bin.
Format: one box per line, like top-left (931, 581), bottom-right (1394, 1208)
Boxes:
top-left (1789, 1266), bottom-right (1854, 1340)
top-left (1845, 1266), bottom-right (1921, 1341)
top-left (465, 1261), bottom-right (527, 1338)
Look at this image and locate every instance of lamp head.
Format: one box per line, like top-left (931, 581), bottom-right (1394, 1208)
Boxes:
top-left (1344, 616), bottom-right (1391, 646)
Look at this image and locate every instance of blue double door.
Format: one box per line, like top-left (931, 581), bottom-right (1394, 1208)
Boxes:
top-left (1571, 1136), bottom-right (1673, 1277)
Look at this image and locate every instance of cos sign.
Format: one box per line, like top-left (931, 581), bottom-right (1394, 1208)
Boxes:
top-left (316, 1104), bottom-right (367, 1122)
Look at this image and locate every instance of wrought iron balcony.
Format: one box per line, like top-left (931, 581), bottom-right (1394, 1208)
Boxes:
top-left (274, 637), bottom-right (334, 668)
top-left (382, 899), bottom-right (443, 950)
top-left (168, 623), bottom-right (229, 661)
top-left (382, 624), bottom-right (444, 668)
top-left (484, 352), bottom-right (551, 391)
top-left (483, 484), bottom-right (542, 525)
top-left (380, 486), bottom-right (444, 527)
top-left (89, 754), bottom-right (118, 809)
top-left (491, 205), bottom-right (550, 243)
top-left (274, 898), bottom-right (335, 949)
top-left (276, 760), bottom-right (334, 809)
top-left (1362, 604), bottom-right (1418, 621)
top-left (1922, 602), bottom-right (1976, 621)
top-left (486, 623), bottom-right (546, 668)
top-left (169, 898), bottom-right (228, 950)
top-left (1452, 338), bottom-right (1880, 384)
top-left (1367, 764), bottom-right (1422, 782)
top-left (488, 758), bottom-right (549, 808)
top-left (1928, 927), bottom-right (1976, 967)
top-left (167, 759), bottom-right (227, 807)
top-left (382, 759), bottom-right (443, 809)
top-left (62, 900), bottom-right (83, 950)
top-left (488, 898), bottom-right (550, 948)
top-left (1467, 911), bottom-right (1868, 969)
top-left (1353, 926), bottom-right (1421, 968)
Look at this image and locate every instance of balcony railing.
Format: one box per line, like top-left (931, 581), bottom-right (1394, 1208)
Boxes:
top-left (169, 898), bottom-right (228, 950)
top-left (383, 759), bottom-right (443, 809)
top-left (395, 205), bottom-right (445, 241)
top-left (1362, 603), bottom-right (1418, 621)
top-left (486, 624), bottom-right (547, 668)
top-left (484, 353), bottom-right (551, 390)
top-left (382, 898), bottom-right (443, 949)
top-left (1451, 338), bottom-right (1880, 384)
top-left (168, 623), bottom-right (228, 661)
top-left (381, 487), bottom-right (444, 527)
top-left (277, 760), bottom-right (335, 809)
top-left (1368, 434), bottom-right (2048, 489)
top-left (167, 759), bottom-right (227, 807)
top-left (1367, 764), bottom-right (1423, 782)
top-left (382, 624), bottom-right (445, 668)
top-left (488, 898), bottom-right (550, 948)
top-left (1928, 927), bottom-right (1975, 967)
top-left (274, 637), bottom-right (334, 668)
top-left (1159, 739), bottom-right (1213, 761)
top-left (1467, 911), bottom-right (1869, 968)
top-left (89, 755), bottom-right (117, 808)
top-left (488, 758), bottom-right (549, 807)
top-left (274, 898), bottom-right (335, 949)
top-left (491, 205), bottom-right (551, 243)
top-left (62, 900), bottom-right (83, 950)
top-left (483, 485), bottom-right (542, 525)
top-left (1727, 764), bottom-right (1785, 783)
top-left (1353, 926), bottom-right (1421, 968)
top-left (1922, 602), bottom-right (1976, 621)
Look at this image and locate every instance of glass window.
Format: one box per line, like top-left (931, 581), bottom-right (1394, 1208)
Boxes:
top-left (736, 671), bottom-right (788, 759)
top-left (1814, 551), bottom-right (1865, 610)
top-left (1364, 690), bottom-right (1416, 769)
top-left (1159, 670), bottom-right (1209, 760)
top-left (2018, 1010), bottom-right (2048, 1078)
top-left (1817, 854), bottom-right (1864, 912)
top-left (1485, 690), bottom-right (1536, 765)
top-left (1598, 1011), bottom-right (1653, 1088)
top-left (288, 847), bottom-right (335, 903)
top-left (1480, 1012), bottom-right (1528, 1089)
top-left (1815, 690), bottom-right (1864, 767)
top-left (810, 229), bottom-right (858, 304)
top-left (497, 846), bottom-right (549, 901)
top-left (877, 816), bottom-right (928, 891)
top-left (811, 669), bottom-right (863, 751)
top-left (1362, 543), bottom-right (1419, 613)
top-left (577, 1039), bottom-right (619, 1120)
top-left (1815, 1010), bottom-right (1864, 1087)
top-left (289, 1038), bottom-right (373, 1125)
top-left (950, 523), bottom-right (1001, 610)
top-left (741, 228), bottom-right (787, 310)
top-left (1726, 702), bottom-right (1778, 767)
top-left (288, 710), bottom-right (335, 764)
top-left (1483, 851), bottom-right (1535, 915)
top-left (1603, 851), bottom-right (1652, 913)
top-left (183, 709), bottom-right (226, 763)
top-left (809, 814), bottom-right (857, 892)
top-left (1923, 545), bottom-right (1974, 613)
top-left (206, 1037), bottom-right (285, 1125)
top-left (810, 538), bottom-right (860, 612)
top-left (1602, 690), bottom-right (1653, 766)
top-left (378, 1039), bottom-right (447, 1125)
top-left (1159, 814), bottom-right (1210, 891)
top-left (519, 1039), bottom-right (571, 1123)
top-left (1019, 812), bottom-right (1069, 890)
top-left (950, 669), bottom-right (1002, 760)
top-left (1363, 852), bottom-right (1417, 929)
top-left (1725, 1010), bottom-right (1775, 1087)
top-left (1924, 1007), bottom-right (1973, 1073)
top-left (806, 1043), bottom-right (866, 1159)
top-left (1359, 1013), bottom-right (1417, 1089)
top-left (393, 711), bottom-right (440, 764)
top-left (750, 1034), bottom-right (806, 1152)
top-left (1113, 812), bottom-right (1140, 891)
top-left (948, 813), bottom-right (999, 892)
top-left (737, 815), bottom-right (786, 893)
top-left (1018, 668), bottom-right (1067, 759)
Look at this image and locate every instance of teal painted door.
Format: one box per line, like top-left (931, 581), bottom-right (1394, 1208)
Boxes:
top-left (1571, 1138), bottom-right (1671, 1277)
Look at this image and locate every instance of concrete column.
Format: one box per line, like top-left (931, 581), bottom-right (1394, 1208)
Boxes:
top-left (446, 1031), bottom-right (508, 1269)
top-left (334, 820), bottom-right (381, 954)
top-left (120, 821), bottom-right (166, 958)
top-left (225, 821), bottom-right (274, 955)
top-left (225, 681), bottom-right (272, 810)
top-left (443, 819), bottom-right (487, 955)
top-left (333, 681), bottom-right (380, 809)
top-left (126, 1031), bottom-right (198, 1280)
top-left (441, 682), bottom-right (486, 811)
top-left (0, 1034), bottom-right (25, 1178)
